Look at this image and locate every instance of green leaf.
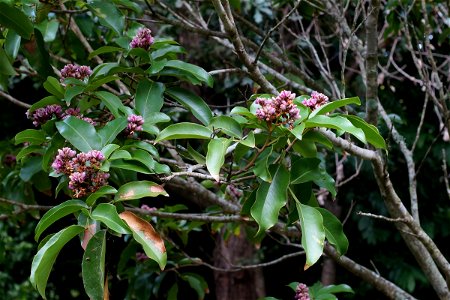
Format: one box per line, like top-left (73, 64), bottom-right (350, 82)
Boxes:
top-left (344, 115), bottom-right (386, 149)
top-left (151, 45), bottom-right (185, 60)
top-left (252, 146), bottom-right (273, 182)
top-left (35, 200), bottom-right (88, 241)
top-left (167, 283), bottom-right (178, 300)
top-left (309, 97), bottom-right (361, 119)
top-left (15, 129), bottom-right (46, 145)
top-left (305, 115), bottom-right (366, 144)
top-left (181, 273), bottom-right (209, 299)
top-left (5, 30), bottom-right (21, 60)
top-left (187, 144), bottom-right (206, 165)
top-left (251, 165), bottom-right (290, 235)
top-left (95, 91), bottom-right (126, 118)
top-left (119, 211), bottom-right (167, 269)
top-left (114, 181), bottom-right (168, 201)
top-left (28, 96), bottom-right (60, 115)
top-left (135, 80), bottom-right (165, 118)
top-left (43, 77), bottom-right (65, 99)
top-left (0, 47), bottom-right (17, 75)
top-left (316, 208), bottom-right (348, 255)
top-left (144, 112), bottom-right (171, 124)
top-left (206, 138), bottom-right (231, 181)
top-left (165, 87), bottom-right (213, 125)
top-left (16, 145), bottom-right (43, 161)
top-left (101, 144), bottom-right (120, 159)
top-left (293, 138), bottom-right (317, 158)
top-left (19, 156), bottom-right (43, 181)
top-left (240, 131), bottom-right (255, 148)
top-left (156, 123), bottom-right (213, 142)
top-left (91, 204), bottom-right (131, 234)
top-left (88, 0), bottom-right (124, 35)
top-left (88, 46), bottom-right (123, 60)
top-left (98, 117), bottom-right (128, 146)
top-left (56, 116), bottom-right (101, 152)
top-left (290, 157), bottom-right (321, 184)
top-left (296, 202), bottom-right (325, 269)
top-left (128, 149), bottom-right (155, 172)
top-left (35, 19), bottom-right (59, 42)
top-left (290, 123), bottom-right (306, 140)
top-left (30, 225), bottom-right (85, 299)
top-left (164, 60), bottom-right (213, 87)
top-left (82, 230), bottom-right (106, 300)
top-left (209, 116), bottom-right (242, 138)
top-left (109, 149), bottom-right (132, 160)
top-left (318, 284), bottom-right (354, 295)
top-left (86, 185), bottom-right (118, 206)
top-left (0, 2), bottom-right (33, 39)
top-left (110, 159), bottom-right (152, 174)
top-left (314, 169), bottom-right (336, 197)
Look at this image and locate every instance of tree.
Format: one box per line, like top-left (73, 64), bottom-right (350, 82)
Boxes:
top-left (0, 0), bottom-right (449, 299)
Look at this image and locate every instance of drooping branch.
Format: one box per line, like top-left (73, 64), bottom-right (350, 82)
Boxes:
top-left (0, 91), bottom-right (31, 109)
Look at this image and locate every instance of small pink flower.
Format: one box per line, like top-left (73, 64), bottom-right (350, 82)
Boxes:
top-left (28, 104), bottom-right (63, 127)
top-left (130, 28), bottom-right (154, 50)
top-left (125, 114), bottom-right (145, 136)
top-left (294, 283), bottom-right (310, 300)
top-left (302, 91), bottom-right (329, 110)
top-left (60, 64), bottom-right (92, 82)
top-left (255, 90), bottom-right (300, 126)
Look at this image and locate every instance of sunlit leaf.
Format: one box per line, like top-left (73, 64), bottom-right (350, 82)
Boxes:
top-left (114, 180), bottom-right (168, 201)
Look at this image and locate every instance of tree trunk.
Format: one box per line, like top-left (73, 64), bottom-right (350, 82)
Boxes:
top-left (213, 226), bottom-right (265, 300)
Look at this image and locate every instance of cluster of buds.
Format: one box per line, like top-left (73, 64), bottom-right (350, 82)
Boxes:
top-left (255, 90), bottom-right (300, 127)
top-left (27, 105), bottom-right (96, 127)
top-left (302, 91), bottom-right (329, 110)
top-left (27, 104), bottom-right (63, 127)
top-left (51, 148), bottom-right (109, 198)
top-left (294, 283), bottom-right (310, 300)
top-left (124, 114), bottom-right (144, 136)
top-left (61, 64), bottom-right (92, 82)
top-left (60, 64), bottom-right (92, 82)
top-left (129, 28), bottom-right (154, 50)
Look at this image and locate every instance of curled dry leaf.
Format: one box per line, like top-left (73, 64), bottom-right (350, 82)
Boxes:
top-left (119, 211), bottom-right (166, 255)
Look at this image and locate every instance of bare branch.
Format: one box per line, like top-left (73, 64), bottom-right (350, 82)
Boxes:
top-left (0, 91), bottom-right (31, 109)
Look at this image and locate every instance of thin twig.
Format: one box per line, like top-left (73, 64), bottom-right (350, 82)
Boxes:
top-left (0, 91), bottom-right (31, 109)
top-left (357, 211), bottom-right (408, 223)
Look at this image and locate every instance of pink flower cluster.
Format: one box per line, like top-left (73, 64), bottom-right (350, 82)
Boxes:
top-left (255, 90), bottom-right (300, 126)
top-left (125, 114), bottom-right (144, 136)
top-left (27, 105), bottom-right (96, 127)
top-left (294, 283), bottom-right (310, 300)
top-left (302, 91), bottom-right (329, 110)
top-left (27, 104), bottom-right (63, 127)
top-left (52, 148), bottom-right (109, 198)
top-left (60, 64), bottom-right (92, 82)
top-left (130, 28), bottom-right (154, 50)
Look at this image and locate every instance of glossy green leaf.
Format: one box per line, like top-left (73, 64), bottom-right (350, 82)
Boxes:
top-left (164, 60), bottom-right (213, 87)
top-left (101, 144), bottom-right (120, 159)
top-left (98, 117), bottom-right (128, 146)
top-left (110, 159), bottom-right (152, 174)
top-left (167, 283), bottom-right (178, 300)
top-left (114, 181), bottom-right (168, 201)
top-left (206, 138), bottom-right (231, 181)
top-left (86, 185), bottom-right (118, 206)
top-left (16, 145), bottom-right (43, 161)
top-left (290, 157), bottom-right (321, 184)
top-left (314, 169), bottom-right (337, 197)
top-left (15, 129), bottom-right (46, 145)
top-left (309, 97), bottom-right (361, 119)
top-left (0, 47), bottom-right (17, 75)
top-left (151, 45), bottom-right (186, 60)
top-left (316, 208), bottom-right (348, 255)
top-left (303, 131), bottom-right (333, 149)
top-left (43, 77), bottom-right (65, 99)
top-left (88, 0), bottom-right (124, 35)
top-left (95, 91), bottom-right (126, 118)
top-left (119, 211), bottom-right (167, 269)
top-left (156, 123), bottom-right (213, 142)
top-left (0, 2), bottom-right (33, 39)
top-left (56, 116), bottom-right (101, 152)
top-left (318, 284), bottom-right (354, 295)
top-left (82, 230), bottom-right (106, 300)
top-left (91, 204), bottom-right (131, 234)
top-left (19, 156), bottom-right (43, 181)
top-left (135, 80), bottom-right (165, 118)
top-left (240, 131), bottom-right (255, 148)
top-left (305, 115), bottom-right (366, 144)
top-left (109, 149), bottom-right (132, 160)
top-left (35, 200), bottom-right (88, 241)
top-left (296, 202), bottom-right (325, 270)
top-left (122, 141), bottom-right (159, 159)
top-left (251, 165), bottom-right (290, 235)
top-left (4, 30), bottom-right (21, 60)
top-left (252, 146), bottom-right (273, 182)
top-left (344, 115), bottom-right (386, 149)
top-left (143, 112), bottom-right (171, 124)
top-left (187, 144), bottom-right (206, 165)
top-left (30, 225), bottom-right (85, 299)
top-left (290, 123), bottom-right (306, 140)
top-left (35, 19), bottom-right (58, 42)
top-left (165, 87), bottom-right (212, 125)
top-left (209, 116), bottom-right (242, 138)
top-left (128, 149), bottom-right (155, 172)
top-left (88, 46), bottom-right (123, 60)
